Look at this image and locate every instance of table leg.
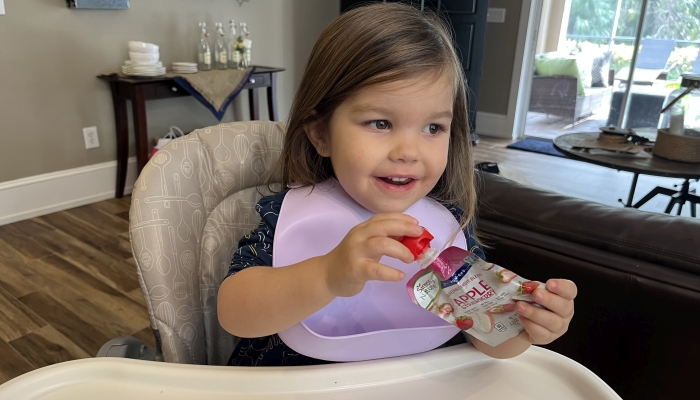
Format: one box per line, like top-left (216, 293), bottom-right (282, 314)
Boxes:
top-left (620, 173), bottom-right (639, 207)
top-left (110, 82), bottom-right (129, 198)
top-left (633, 186), bottom-right (676, 209)
top-left (131, 85), bottom-right (150, 172)
top-left (664, 198), bottom-right (677, 214)
top-left (248, 88), bottom-right (260, 120)
top-left (673, 179), bottom-right (691, 216)
top-left (267, 72), bottom-right (278, 121)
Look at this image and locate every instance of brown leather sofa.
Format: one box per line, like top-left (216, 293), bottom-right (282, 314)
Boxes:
top-left (476, 172), bottom-right (700, 400)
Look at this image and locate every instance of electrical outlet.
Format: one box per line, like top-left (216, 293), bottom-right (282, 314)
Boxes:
top-left (487, 8), bottom-right (506, 23)
top-left (83, 126), bottom-right (100, 149)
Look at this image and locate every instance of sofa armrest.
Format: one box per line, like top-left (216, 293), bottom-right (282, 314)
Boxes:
top-left (476, 172), bottom-right (700, 274)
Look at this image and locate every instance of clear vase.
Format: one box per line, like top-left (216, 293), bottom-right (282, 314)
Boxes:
top-left (242, 49), bottom-right (251, 68)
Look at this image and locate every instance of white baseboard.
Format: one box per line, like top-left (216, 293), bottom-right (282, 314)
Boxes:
top-left (0, 157), bottom-right (138, 226)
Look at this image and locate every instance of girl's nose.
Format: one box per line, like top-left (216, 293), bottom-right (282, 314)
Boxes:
top-left (388, 133), bottom-right (419, 163)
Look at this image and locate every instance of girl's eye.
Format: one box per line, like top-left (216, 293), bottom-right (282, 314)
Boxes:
top-left (424, 124), bottom-right (445, 135)
top-left (369, 120), bottom-right (390, 130)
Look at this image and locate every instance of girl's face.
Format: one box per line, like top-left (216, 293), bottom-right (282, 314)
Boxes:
top-left (308, 74), bottom-right (453, 214)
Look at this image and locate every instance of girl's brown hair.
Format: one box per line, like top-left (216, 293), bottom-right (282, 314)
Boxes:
top-left (268, 2), bottom-right (477, 225)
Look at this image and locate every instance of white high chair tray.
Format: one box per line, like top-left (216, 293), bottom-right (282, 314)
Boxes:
top-left (0, 345), bottom-right (620, 399)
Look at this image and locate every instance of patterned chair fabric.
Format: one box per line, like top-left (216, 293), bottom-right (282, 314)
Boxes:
top-left (129, 121), bottom-right (284, 365)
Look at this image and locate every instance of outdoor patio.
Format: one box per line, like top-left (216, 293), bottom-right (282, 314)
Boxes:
top-left (524, 107), bottom-right (612, 140)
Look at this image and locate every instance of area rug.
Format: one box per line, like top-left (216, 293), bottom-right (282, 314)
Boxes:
top-left (506, 137), bottom-right (569, 158)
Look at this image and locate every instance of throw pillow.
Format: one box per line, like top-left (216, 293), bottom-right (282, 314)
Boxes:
top-left (534, 55), bottom-right (585, 96)
top-left (591, 51), bottom-right (612, 87)
top-left (575, 54), bottom-right (594, 89)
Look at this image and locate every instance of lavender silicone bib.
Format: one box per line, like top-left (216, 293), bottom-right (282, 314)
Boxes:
top-left (273, 179), bottom-right (464, 361)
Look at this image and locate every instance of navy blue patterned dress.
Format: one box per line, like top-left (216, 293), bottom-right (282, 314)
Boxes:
top-left (225, 190), bottom-right (485, 366)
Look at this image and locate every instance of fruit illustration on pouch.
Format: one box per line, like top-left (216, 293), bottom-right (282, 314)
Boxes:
top-left (519, 281), bottom-right (540, 295)
top-left (473, 312), bottom-right (495, 333)
top-left (496, 268), bottom-right (517, 283)
top-left (438, 303), bottom-right (454, 315)
top-left (477, 262), bottom-right (496, 271)
top-left (455, 316), bottom-right (474, 330)
top-left (486, 303), bottom-right (517, 314)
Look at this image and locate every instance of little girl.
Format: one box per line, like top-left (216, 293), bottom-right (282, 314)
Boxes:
top-left (218, 2), bottom-right (576, 366)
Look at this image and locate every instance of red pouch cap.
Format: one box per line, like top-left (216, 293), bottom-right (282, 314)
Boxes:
top-left (400, 228), bottom-right (434, 260)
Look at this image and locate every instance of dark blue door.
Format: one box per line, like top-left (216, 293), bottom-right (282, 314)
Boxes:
top-left (340, 0), bottom-right (489, 139)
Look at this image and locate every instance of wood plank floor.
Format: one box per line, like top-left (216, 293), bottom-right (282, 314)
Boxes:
top-left (0, 136), bottom-right (695, 385)
top-left (0, 196), bottom-right (155, 384)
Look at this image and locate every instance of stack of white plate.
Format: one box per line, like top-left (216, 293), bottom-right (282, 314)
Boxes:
top-left (172, 62), bottom-right (198, 74)
top-left (121, 60), bottom-right (166, 77)
top-left (122, 41), bottom-right (166, 77)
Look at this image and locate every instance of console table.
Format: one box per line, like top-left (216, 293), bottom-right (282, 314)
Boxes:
top-left (98, 66), bottom-right (284, 198)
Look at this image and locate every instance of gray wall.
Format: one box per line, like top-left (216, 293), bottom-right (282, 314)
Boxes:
top-left (0, 0), bottom-right (521, 184)
top-left (0, 0), bottom-right (339, 183)
top-left (478, 0), bottom-right (523, 115)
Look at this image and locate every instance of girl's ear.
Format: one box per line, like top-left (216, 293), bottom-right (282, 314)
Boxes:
top-left (304, 115), bottom-right (331, 157)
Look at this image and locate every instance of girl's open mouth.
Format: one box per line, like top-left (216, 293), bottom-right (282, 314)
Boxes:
top-left (379, 177), bottom-right (414, 186)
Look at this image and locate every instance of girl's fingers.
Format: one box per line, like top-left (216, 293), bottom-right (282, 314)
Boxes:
top-left (546, 279), bottom-right (578, 301)
top-left (531, 289), bottom-right (574, 319)
top-left (359, 261), bottom-right (406, 282)
top-left (519, 315), bottom-right (556, 345)
top-left (516, 301), bottom-right (567, 335)
top-left (366, 237), bottom-right (416, 263)
top-left (361, 218), bottom-right (424, 240)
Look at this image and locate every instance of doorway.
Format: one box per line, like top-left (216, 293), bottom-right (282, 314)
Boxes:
top-left (515, 0), bottom-right (700, 140)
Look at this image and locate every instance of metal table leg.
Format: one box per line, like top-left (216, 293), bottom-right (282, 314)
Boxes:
top-left (619, 172), bottom-right (639, 207)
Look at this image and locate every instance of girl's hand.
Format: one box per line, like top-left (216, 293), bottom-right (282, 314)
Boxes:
top-left (322, 213), bottom-right (423, 297)
top-left (516, 279), bottom-right (577, 345)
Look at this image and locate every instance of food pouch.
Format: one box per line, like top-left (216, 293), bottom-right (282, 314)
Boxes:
top-left (401, 229), bottom-right (545, 347)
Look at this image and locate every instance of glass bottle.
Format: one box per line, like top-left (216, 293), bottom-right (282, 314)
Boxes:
top-left (214, 22), bottom-right (228, 70)
top-left (658, 74), bottom-right (700, 136)
top-left (239, 22), bottom-right (252, 68)
top-left (655, 73), bottom-right (700, 162)
top-left (197, 22), bottom-right (212, 71)
top-left (227, 20), bottom-right (240, 69)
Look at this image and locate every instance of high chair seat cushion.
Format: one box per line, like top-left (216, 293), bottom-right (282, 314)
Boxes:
top-left (129, 121), bottom-right (285, 365)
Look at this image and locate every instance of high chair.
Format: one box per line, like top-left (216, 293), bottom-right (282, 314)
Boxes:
top-left (98, 120), bottom-right (285, 365)
top-left (1, 120), bottom-right (622, 399)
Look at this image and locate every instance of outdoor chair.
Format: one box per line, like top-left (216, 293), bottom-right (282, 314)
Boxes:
top-left (97, 121), bottom-right (285, 365)
top-left (615, 38), bottom-right (676, 86)
top-left (690, 54), bottom-right (700, 74)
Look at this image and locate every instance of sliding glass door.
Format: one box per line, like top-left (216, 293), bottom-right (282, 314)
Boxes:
top-left (521, 0), bottom-right (700, 139)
